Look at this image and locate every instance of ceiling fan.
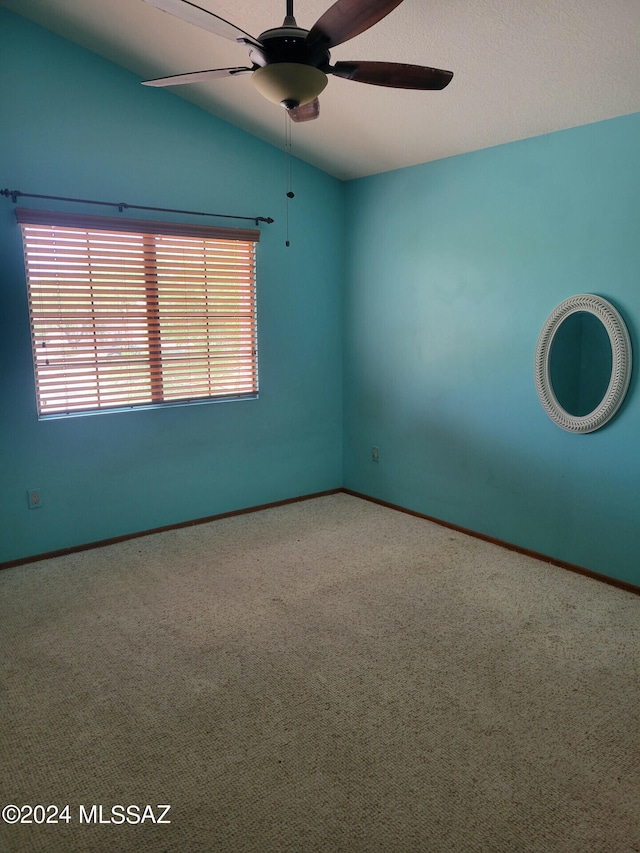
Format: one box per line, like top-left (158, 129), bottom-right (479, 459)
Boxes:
top-left (141, 0), bottom-right (453, 121)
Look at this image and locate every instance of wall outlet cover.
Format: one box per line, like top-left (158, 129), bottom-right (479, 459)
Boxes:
top-left (27, 489), bottom-right (42, 509)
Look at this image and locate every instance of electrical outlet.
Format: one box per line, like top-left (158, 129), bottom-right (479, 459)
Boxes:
top-left (372, 446), bottom-right (379, 462)
top-left (27, 488), bottom-right (42, 509)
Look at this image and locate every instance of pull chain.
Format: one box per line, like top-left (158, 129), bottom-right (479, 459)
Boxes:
top-left (284, 113), bottom-right (294, 247)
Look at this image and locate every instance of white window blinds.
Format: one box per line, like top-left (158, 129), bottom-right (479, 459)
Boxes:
top-left (16, 208), bottom-right (259, 416)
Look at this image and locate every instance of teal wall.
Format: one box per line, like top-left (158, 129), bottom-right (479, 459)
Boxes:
top-left (344, 115), bottom-right (640, 586)
top-left (0, 9), bottom-right (344, 562)
top-left (2, 9), bottom-right (640, 588)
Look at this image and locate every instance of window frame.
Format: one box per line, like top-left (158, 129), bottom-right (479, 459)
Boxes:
top-left (16, 208), bottom-right (260, 418)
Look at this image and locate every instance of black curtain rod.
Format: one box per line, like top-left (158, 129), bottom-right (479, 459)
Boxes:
top-left (1, 189), bottom-right (274, 226)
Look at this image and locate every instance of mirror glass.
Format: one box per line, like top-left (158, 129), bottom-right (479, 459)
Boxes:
top-left (549, 311), bottom-right (612, 417)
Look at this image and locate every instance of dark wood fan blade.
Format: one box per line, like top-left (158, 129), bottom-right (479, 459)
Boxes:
top-left (331, 61), bottom-right (453, 89)
top-left (307, 0), bottom-right (404, 49)
top-left (288, 98), bottom-right (320, 122)
top-left (141, 0), bottom-right (260, 45)
top-left (142, 67), bottom-right (254, 87)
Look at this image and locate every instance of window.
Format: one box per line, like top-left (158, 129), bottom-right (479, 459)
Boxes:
top-left (17, 208), bottom-right (259, 416)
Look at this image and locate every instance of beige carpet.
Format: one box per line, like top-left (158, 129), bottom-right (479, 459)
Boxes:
top-left (1, 493), bottom-right (639, 853)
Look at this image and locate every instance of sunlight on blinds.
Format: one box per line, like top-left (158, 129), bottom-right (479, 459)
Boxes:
top-left (18, 211), bottom-right (258, 415)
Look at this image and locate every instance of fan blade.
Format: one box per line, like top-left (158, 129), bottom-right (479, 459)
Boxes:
top-left (307, 0), bottom-right (404, 49)
top-left (288, 99), bottom-right (320, 122)
top-left (142, 67), bottom-right (253, 87)
top-left (331, 61), bottom-right (453, 89)
top-left (141, 0), bottom-right (260, 45)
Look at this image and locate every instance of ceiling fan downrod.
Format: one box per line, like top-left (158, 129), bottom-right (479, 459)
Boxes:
top-left (283, 0), bottom-right (296, 28)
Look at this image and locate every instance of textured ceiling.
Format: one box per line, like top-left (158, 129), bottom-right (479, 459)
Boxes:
top-left (3, 0), bottom-right (640, 180)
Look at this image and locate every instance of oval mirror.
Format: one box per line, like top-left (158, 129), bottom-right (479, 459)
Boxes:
top-left (534, 294), bottom-right (632, 433)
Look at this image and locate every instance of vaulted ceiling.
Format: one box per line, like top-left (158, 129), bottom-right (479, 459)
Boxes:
top-left (3, 0), bottom-right (640, 180)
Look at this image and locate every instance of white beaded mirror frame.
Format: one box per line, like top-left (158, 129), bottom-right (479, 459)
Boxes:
top-left (534, 294), bottom-right (632, 433)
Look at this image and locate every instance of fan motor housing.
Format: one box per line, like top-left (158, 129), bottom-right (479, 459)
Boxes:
top-left (249, 27), bottom-right (330, 70)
